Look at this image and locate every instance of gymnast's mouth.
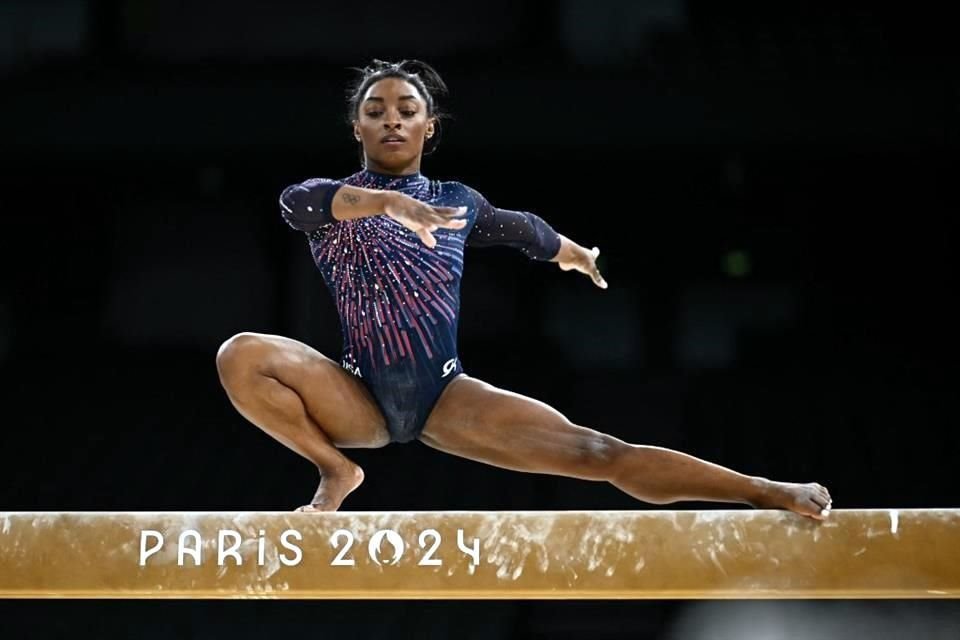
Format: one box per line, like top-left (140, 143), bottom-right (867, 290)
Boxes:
top-left (381, 134), bottom-right (407, 144)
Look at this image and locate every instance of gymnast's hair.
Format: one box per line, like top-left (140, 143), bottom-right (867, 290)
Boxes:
top-left (346, 59), bottom-right (450, 159)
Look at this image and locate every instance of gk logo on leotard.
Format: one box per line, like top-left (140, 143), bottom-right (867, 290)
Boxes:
top-left (441, 358), bottom-right (457, 378)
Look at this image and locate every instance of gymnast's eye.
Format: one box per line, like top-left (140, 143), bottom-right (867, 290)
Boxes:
top-left (366, 110), bottom-right (383, 118)
top-left (400, 110), bottom-right (416, 117)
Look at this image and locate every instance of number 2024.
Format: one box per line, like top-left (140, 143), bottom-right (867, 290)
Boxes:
top-left (329, 528), bottom-right (480, 567)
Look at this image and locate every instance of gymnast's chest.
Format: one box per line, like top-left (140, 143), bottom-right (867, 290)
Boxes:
top-left (310, 218), bottom-right (464, 285)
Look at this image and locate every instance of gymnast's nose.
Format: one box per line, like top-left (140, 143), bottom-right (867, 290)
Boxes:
top-left (383, 110), bottom-right (401, 130)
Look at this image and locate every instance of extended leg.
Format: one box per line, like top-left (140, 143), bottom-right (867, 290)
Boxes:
top-left (420, 376), bottom-right (831, 519)
top-left (216, 332), bottom-right (390, 511)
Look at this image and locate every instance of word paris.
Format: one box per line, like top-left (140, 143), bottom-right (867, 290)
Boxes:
top-left (139, 528), bottom-right (481, 567)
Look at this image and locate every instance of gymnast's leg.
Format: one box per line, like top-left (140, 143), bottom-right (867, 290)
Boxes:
top-left (420, 376), bottom-right (831, 519)
top-left (216, 332), bottom-right (390, 511)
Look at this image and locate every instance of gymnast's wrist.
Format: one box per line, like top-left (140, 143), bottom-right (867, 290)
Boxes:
top-left (331, 186), bottom-right (393, 221)
top-left (550, 235), bottom-right (575, 262)
top-left (378, 190), bottom-right (401, 214)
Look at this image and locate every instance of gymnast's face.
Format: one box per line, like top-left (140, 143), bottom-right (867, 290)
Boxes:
top-left (354, 77), bottom-right (436, 175)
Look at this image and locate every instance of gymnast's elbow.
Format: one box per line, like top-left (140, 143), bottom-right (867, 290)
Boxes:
top-left (278, 183), bottom-right (301, 216)
top-left (278, 183), bottom-right (317, 231)
top-left (278, 179), bottom-right (339, 231)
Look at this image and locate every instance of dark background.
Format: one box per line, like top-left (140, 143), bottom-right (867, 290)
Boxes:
top-left (1, 1), bottom-right (957, 638)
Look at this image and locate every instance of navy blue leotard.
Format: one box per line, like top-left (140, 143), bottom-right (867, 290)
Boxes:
top-left (279, 168), bottom-right (561, 443)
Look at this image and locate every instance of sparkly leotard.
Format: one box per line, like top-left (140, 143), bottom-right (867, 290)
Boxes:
top-left (279, 168), bottom-right (561, 442)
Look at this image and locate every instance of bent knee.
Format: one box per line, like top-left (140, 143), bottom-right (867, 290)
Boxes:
top-left (216, 332), bottom-right (336, 387)
top-left (216, 332), bottom-right (274, 384)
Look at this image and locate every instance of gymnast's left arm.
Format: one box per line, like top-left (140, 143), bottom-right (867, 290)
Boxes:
top-left (465, 187), bottom-right (607, 289)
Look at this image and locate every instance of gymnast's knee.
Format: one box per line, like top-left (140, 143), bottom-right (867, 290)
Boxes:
top-left (216, 332), bottom-right (273, 387)
top-left (574, 432), bottom-right (629, 479)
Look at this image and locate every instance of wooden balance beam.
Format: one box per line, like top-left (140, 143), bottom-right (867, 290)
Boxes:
top-left (1, 509), bottom-right (957, 598)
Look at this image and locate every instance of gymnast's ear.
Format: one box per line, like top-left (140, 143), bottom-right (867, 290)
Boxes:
top-left (353, 121), bottom-right (361, 142)
top-left (425, 118), bottom-right (436, 140)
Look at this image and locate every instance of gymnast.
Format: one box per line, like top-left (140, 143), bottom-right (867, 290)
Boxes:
top-left (216, 59), bottom-right (832, 519)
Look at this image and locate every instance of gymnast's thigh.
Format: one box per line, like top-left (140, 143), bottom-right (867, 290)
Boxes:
top-left (417, 374), bottom-right (613, 475)
top-left (222, 332), bottom-right (389, 448)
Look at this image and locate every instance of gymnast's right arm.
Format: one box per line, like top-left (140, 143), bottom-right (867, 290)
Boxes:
top-left (279, 178), bottom-right (467, 247)
top-left (279, 178), bottom-right (400, 231)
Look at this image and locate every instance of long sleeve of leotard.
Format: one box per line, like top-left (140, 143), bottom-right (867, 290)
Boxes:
top-left (279, 178), bottom-right (343, 232)
top-left (465, 187), bottom-right (562, 261)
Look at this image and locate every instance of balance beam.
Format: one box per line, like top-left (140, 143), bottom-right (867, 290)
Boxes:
top-left (1, 509), bottom-right (957, 599)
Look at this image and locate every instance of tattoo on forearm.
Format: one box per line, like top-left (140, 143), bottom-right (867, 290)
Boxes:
top-left (341, 192), bottom-right (360, 206)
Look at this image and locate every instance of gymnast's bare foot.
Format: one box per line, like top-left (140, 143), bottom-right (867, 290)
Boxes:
top-left (296, 465), bottom-right (365, 512)
top-left (751, 479), bottom-right (833, 520)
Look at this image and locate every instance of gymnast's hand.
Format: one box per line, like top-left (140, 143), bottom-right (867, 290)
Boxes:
top-left (383, 192), bottom-right (468, 249)
top-left (554, 236), bottom-right (608, 289)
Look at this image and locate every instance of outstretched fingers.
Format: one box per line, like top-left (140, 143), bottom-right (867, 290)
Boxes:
top-left (433, 208), bottom-right (468, 231)
top-left (417, 228), bottom-right (438, 248)
top-left (587, 246), bottom-right (608, 289)
top-left (420, 204), bottom-right (467, 229)
top-left (412, 205), bottom-right (467, 247)
top-left (558, 245), bottom-right (607, 289)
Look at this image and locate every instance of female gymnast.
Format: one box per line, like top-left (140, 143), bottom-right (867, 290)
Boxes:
top-left (216, 59), bottom-right (832, 520)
